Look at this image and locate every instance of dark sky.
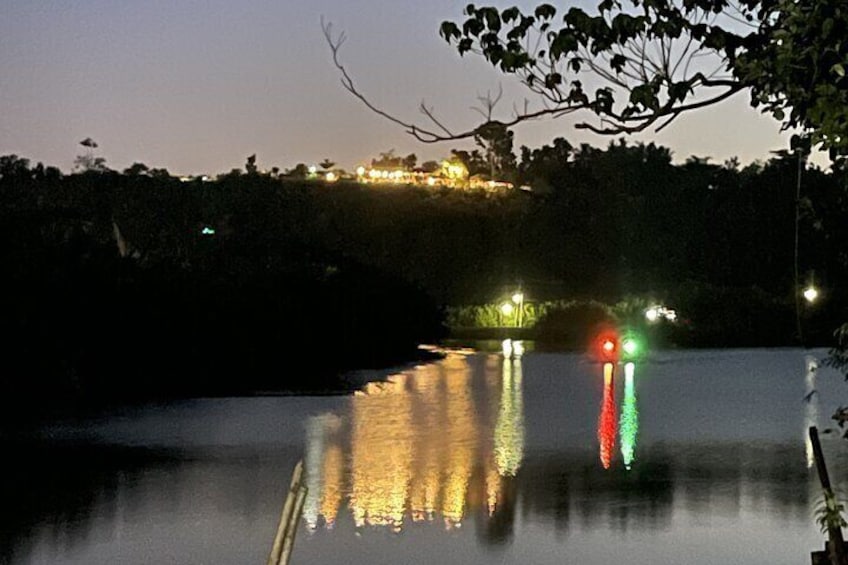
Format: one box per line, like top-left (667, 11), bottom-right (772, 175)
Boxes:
top-left (0, 1), bottom-right (817, 175)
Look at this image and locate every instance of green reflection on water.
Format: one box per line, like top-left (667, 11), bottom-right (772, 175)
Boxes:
top-left (619, 362), bottom-right (639, 470)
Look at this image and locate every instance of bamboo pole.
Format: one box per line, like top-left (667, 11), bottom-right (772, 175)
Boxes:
top-left (809, 427), bottom-right (846, 565)
top-left (267, 461), bottom-right (305, 565)
top-left (279, 482), bottom-right (308, 565)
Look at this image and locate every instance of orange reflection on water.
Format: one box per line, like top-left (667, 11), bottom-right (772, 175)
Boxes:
top-left (409, 362), bottom-right (447, 523)
top-left (349, 372), bottom-right (414, 531)
top-left (598, 362), bottom-right (617, 469)
top-left (320, 443), bottom-right (344, 528)
top-left (309, 351), bottom-right (525, 532)
top-left (442, 357), bottom-right (476, 528)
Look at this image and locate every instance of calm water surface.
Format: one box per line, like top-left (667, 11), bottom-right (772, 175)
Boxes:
top-left (5, 348), bottom-right (848, 564)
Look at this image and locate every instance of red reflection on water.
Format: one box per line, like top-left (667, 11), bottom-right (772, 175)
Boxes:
top-left (598, 362), bottom-right (617, 469)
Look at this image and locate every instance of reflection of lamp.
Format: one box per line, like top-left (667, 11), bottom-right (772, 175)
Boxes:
top-left (495, 356), bottom-right (525, 476)
top-left (804, 356), bottom-right (818, 468)
top-left (619, 362), bottom-right (638, 470)
top-left (598, 363), bottom-right (616, 469)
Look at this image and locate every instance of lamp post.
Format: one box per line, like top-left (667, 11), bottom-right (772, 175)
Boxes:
top-left (512, 292), bottom-right (524, 328)
top-left (500, 302), bottom-right (514, 327)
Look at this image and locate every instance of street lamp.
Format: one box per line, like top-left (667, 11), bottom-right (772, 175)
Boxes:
top-left (804, 285), bottom-right (819, 303)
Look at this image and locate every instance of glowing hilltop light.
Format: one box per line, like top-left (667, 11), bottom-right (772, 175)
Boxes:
top-left (511, 292), bottom-right (524, 304)
top-left (325, 172), bottom-right (337, 182)
top-left (308, 165), bottom-right (317, 175)
top-left (500, 302), bottom-right (514, 316)
top-left (201, 226), bottom-right (216, 235)
top-left (804, 286), bottom-right (819, 303)
top-left (369, 169), bottom-right (380, 179)
top-left (645, 305), bottom-right (677, 323)
top-left (356, 166), bottom-right (366, 176)
top-left (427, 176), bottom-right (436, 186)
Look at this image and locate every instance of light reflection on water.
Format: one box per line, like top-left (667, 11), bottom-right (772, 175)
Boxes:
top-left (305, 351), bottom-right (526, 533)
top-left (5, 348), bottom-right (847, 565)
top-left (620, 362), bottom-right (639, 470)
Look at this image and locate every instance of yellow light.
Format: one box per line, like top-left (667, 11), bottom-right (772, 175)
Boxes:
top-left (427, 176), bottom-right (436, 186)
top-left (356, 166), bottom-right (366, 176)
top-left (369, 169), bottom-right (380, 179)
top-left (325, 172), bottom-right (337, 182)
top-left (804, 286), bottom-right (819, 303)
top-left (511, 292), bottom-right (524, 304)
top-left (500, 303), bottom-right (514, 316)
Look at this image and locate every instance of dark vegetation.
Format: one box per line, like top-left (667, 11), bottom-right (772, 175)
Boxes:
top-left (2, 139), bottom-right (847, 418)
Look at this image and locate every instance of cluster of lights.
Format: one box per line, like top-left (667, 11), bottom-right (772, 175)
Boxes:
top-left (645, 305), bottom-right (677, 323)
top-left (366, 169), bottom-right (407, 181)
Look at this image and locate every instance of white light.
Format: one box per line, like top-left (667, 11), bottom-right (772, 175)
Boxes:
top-left (512, 292), bottom-right (524, 304)
top-left (502, 338), bottom-right (512, 357)
top-left (804, 286), bottom-right (819, 303)
top-left (308, 165), bottom-right (317, 175)
top-left (356, 166), bottom-right (366, 176)
top-left (645, 308), bottom-right (659, 322)
top-left (427, 177), bottom-right (436, 186)
top-left (500, 303), bottom-right (514, 316)
top-left (512, 340), bottom-right (525, 357)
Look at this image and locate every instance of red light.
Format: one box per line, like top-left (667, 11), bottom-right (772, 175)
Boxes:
top-left (602, 339), bottom-right (615, 352)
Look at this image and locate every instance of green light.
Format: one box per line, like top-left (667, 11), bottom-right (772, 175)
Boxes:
top-left (622, 338), bottom-right (638, 356)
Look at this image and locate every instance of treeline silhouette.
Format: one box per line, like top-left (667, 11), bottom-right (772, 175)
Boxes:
top-left (1, 140), bottom-right (846, 414)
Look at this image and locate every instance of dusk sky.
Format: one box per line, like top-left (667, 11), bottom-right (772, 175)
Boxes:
top-left (1, 0), bottom-right (823, 175)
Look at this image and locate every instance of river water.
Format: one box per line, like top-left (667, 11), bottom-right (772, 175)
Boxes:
top-left (4, 347), bottom-right (848, 564)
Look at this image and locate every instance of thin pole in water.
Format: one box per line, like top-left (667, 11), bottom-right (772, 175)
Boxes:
top-left (267, 460), bottom-right (308, 565)
top-left (809, 426), bottom-right (846, 565)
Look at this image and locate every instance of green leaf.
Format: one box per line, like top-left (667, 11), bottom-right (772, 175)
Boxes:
top-left (439, 21), bottom-right (461, 43)
top-left (502, 6), bottom-right (520, 24)
top-left (535, 4), bottom-right (556, 20)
